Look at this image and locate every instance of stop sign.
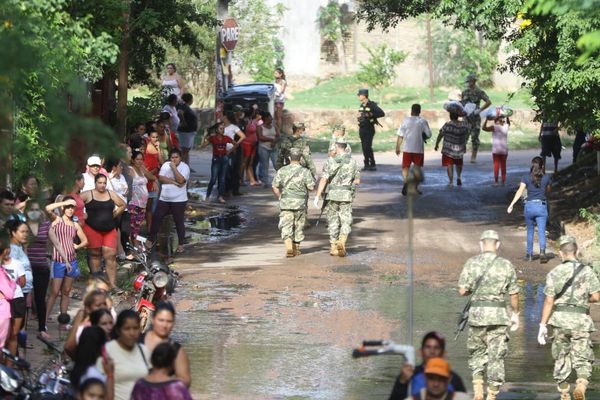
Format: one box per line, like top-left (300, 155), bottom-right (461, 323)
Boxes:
top-left (221, 18), bottom-right (240, 52)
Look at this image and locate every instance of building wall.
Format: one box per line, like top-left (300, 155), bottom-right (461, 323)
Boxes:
top-left (267, 1), bottom-right (522, 89)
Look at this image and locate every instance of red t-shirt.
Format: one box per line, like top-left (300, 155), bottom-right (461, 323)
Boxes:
top-left (209, 135), bottom-right (233, 156)
top-left (144, 150), bottom-right (160, 192)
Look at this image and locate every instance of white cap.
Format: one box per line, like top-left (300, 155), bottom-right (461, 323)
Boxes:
top-left (87, 155), bottom-right (102, 166)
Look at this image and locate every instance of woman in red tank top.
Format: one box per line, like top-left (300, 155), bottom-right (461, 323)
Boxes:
top-left (144, 130), bottom-right (165, 232)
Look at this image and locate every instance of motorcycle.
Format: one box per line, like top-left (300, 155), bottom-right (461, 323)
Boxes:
top-left (129, 236), bottom-right (179, 332)
top-left (0, 337), bottom-right (74, 399)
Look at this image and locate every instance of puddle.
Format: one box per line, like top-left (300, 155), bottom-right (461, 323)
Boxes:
top-left (185, 206), bottom-right (246, 243)
top-left (173, 278), bottom-right (600, 399)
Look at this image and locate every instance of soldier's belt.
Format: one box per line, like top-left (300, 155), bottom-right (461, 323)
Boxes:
top-left (471, 300), bottom-right (506, 308)
top-left (329, 184), bottom-right (352, 190)
top-left (281, 192), bottom-right (307, 200)
top-left (554, 304), bottom-right (590, 315)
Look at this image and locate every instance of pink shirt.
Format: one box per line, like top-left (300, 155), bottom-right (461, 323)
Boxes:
top-left (0, 267), bottom-right (16, 319)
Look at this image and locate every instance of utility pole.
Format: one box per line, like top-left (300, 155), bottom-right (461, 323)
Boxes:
top-left (215, 0), bottom-right (230, 120)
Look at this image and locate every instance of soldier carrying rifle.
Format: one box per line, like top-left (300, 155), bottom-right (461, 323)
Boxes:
top-left (457, 230), bottom-right (519, 400)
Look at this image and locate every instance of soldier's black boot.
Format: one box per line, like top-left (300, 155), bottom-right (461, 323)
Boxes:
top-left (540, 250), bottom-right (548, 264)
top-left (524, 254), bottom-right (533, 262)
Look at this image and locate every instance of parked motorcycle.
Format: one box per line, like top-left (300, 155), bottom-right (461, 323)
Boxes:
top-left (0, 337), bottom-right (73, 399)
top-left (129, 236), bottom-right (179, 332)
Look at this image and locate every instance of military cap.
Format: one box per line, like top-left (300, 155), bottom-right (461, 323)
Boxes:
top-left (465, 73), bottom-right (478, 82)
top-left (558, 235), bottom-right (577, 247)
top-left (289, 148), bottom-right (302, 157)
top-left (292, 122), bottom-right (305, 130)
top-left (335, 136), bottom-right (348, 144)
top-left (332, 124), bottom-right (345, 131)
top-left (357, 88), bottom-right (369, 96)
top-left (480, 230), bottom-right (499, 241)
top-left (233, 104), bottom-right (244, 112)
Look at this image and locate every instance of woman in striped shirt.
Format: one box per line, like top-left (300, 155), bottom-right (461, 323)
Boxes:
top-left (45, 196), bottom-right (87, 327)
top-left (25, 201), bottom-right (52, 339)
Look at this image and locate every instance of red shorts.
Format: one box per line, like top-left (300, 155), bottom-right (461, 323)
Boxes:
top-left (442, 154), bottom-right (463, 166)
top-left (83, 225), bottom-right (118, 249)
top-left (241, 141), bottom-right (257, 158)
top-left (402, 152), bottom-right (424, 168)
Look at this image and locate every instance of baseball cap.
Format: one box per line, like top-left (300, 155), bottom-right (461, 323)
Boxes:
top-left (480, 230), bottom-right (500, 241)
top-left (87, 156), bottom-right (102, 166)
top-left (465, 73), bottom-right (478, 83)
top-left (424, 357), bottom-right (451, 378)
top-left (357, 88), bottom-right (369, 96)
top-left (233, 104), bottom-right (244, 112)
top-left (289, 148), bottom-right (302, 157)
top-left (558, 235), bottom-right (577, 247)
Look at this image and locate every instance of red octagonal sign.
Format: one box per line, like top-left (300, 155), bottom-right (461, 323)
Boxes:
top-left (221, 18), bottom-right (240, 52)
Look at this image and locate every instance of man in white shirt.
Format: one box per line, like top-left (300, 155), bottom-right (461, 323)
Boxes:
top-left (396, 104), bottom-right (431, 195)
top-left (82, 155), bottom-right (103, 192)
top-left (148, 148), bottom-right (190, 254)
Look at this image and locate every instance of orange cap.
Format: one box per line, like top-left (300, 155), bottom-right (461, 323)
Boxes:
top-left (424, 357), bottom-right (451, 378)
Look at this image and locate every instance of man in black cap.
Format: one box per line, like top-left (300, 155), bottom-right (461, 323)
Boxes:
top-left (357, 88), bottom-right (385, 171)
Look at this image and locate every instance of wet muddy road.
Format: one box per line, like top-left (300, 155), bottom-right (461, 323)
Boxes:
top-left (172, 149), bottom-right (600, 399)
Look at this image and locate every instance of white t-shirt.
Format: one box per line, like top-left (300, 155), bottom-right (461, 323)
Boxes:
top-left (110, 174), bottom-right (128, 203)
top-left (224, 124), bottom-right (241, 151)
top-left (492, 124), bottom-right (509, 155)
top-left (162, 104), bottom-right (180, 132)
top-left (158, 161), bottom-right (190, 202)
top-left (397, 116), bottom-right (432, 154)
top-left (82, 172), bottom-right (96, 192)
top-left (97, 340), bottom-right (150, 400)
top-left (3, 258), bottom-right (25, 298)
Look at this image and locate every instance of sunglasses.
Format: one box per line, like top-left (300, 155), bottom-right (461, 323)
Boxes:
top-left (90, 164), bottom-right (101, 168)
top-left (64, 205), bottom-right (75, 210)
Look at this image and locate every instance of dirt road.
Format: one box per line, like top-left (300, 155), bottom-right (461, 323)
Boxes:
top-left (171, 148), bottom-right (598, 399)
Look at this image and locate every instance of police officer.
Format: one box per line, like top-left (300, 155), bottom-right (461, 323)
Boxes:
top-left (461, 74), bottom-right (491, 163)
top-left (314, 137), bottom-right (360, 257)
top-left (272, 148), bottom-right (315, 257)
top-left (357, 88), bottom-right (385, 171)
top-left (457, 230), bottom-right (519, 400)
top-left (538, 235), bottom-right (600, 400)
top-left (275, 122), bottom-right (317, 179)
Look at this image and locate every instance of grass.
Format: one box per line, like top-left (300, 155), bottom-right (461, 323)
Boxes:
top-left (308, 127), bottom-right (573, 154)
top-left (287, 75), bottom-right (534, 111)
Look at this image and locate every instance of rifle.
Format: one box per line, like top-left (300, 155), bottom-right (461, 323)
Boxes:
top-left (454, 256), bottom-right (498, 340)
top-left (316, 197), bottom-right (328, 227)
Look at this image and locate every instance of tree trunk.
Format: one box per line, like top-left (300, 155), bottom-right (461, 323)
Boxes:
top-left (426, 14), bottom-right (434, 102)
top-left (116, 0), bottom-right (131, 139)
top-left (0, 106), bottom-right (12, 189)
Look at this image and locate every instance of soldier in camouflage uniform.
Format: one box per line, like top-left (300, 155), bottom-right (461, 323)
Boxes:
top-left (538, 235), bottom-right (600, 400)
top-left (458, 230), bottom-right (519, 400)
top-left (314, 137), bottom-right (359, 257)
top-left (272, 148), bottom-right (315, 257)
top-left (275, 122), bottom-right (317, 179)
top-left (461, 73), bottom-right (491, 163)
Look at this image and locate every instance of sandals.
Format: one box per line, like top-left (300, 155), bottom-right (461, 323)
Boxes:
top-left (175, 246), bottom-right (185, 254)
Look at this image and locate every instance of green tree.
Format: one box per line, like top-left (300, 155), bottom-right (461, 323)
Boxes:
top-left (356, 44), bottom-right (406, 96)
top-left (230, 0), bottom-right (286, 82)
top-left (1, 0), bottom-right (119, 187)
top-left (318, 0), bottom-right (352, 72)
top-left (425, 23), bottom-right (500, 88)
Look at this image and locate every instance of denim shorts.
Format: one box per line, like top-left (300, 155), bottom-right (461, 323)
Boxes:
top-left (53, 260), bottom-right (80, 279)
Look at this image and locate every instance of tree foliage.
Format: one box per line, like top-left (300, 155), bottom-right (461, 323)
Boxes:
top-left (230, 0), bottom-right (286, 82)
top-left (0, 0), bottom-right (119, 186)
top-left (425, 22), bottom-right (500, 88)
top-left (356, 44), bottom-right (406, 93)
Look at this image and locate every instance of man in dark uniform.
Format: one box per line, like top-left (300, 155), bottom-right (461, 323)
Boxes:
top-left (357, 88), bottom-right (385, 171)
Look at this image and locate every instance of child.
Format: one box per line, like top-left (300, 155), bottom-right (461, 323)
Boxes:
top-left (0, 234), bottom-right (17, 350)
top-left (483, 116), bottom-right (510, 186)
top-left (274, 68), bottom-right (287, 130)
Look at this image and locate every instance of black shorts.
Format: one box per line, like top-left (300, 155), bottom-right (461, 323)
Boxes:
top-left (10, 297), bottom-right (26, 319)
top-left (541, 135), bottom-right (561, 159)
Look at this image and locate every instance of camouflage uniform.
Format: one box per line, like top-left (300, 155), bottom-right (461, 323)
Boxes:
top-left (275, 134), bottom-right (317, 179)
top-left (322, 153), bottom-right (359, 245)
top-left (544, 259), bottom-right (600, 383)
top-left (458, 251), bottom-right (519, 388)
top-left (272, 162), bottom-right (314, 243)
top-left (461, 86), bottom-right (490, 151)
